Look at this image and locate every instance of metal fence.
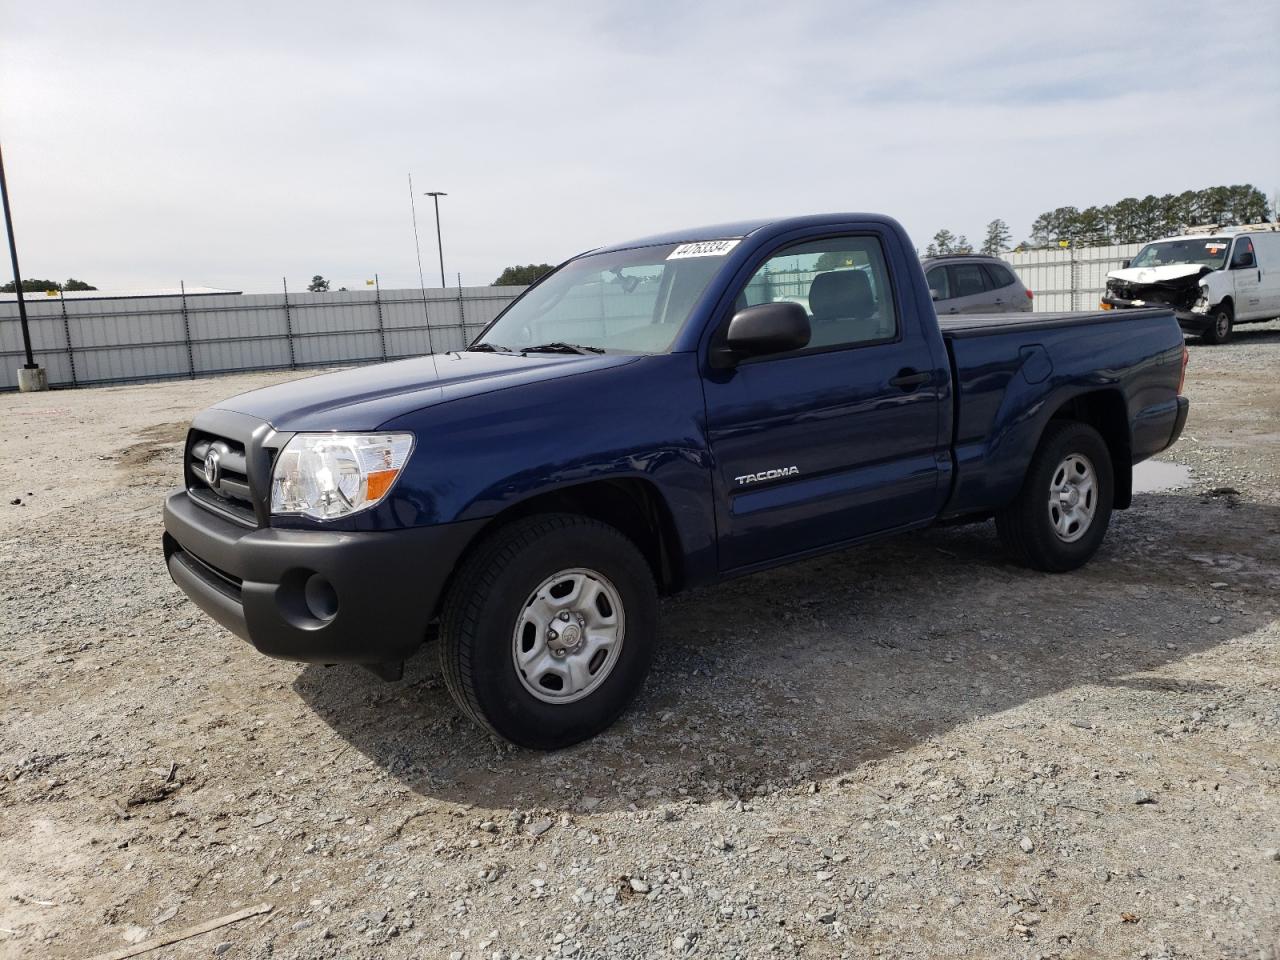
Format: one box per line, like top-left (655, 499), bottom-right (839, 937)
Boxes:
top-left (2, 244), bottom-right (1157, 390)
top-left (1006, 243), bottom-right (1144, 312)
top-left (0, 285), bottom-right (526, 391)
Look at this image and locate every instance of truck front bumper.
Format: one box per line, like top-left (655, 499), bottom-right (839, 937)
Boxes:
top-left (162, 490), bottom-right (485, 665)
top-left (1102, 297), bottom-right (1207, 331)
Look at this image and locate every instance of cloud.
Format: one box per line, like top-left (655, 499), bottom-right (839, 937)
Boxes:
top-left (2, 0), bottom-right (1276, 290)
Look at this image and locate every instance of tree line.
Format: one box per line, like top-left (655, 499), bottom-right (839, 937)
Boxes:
top-left (1028, 184), bottom-right (1271, 246)
top-left (493, 264), bottom-right (555, 286)
top-left (1, 277), bottom-right (97, 293)
top-left (924, 219), bottom-right (1012, 257)
top-left (924, 183), bottom-right (1273, 256)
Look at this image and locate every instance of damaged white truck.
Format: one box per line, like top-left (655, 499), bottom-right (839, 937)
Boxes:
top-left (1102, 223), bottom-right (1280, 344)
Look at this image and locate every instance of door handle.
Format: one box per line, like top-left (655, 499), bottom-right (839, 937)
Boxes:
top-left (890, 369), bottom-right (932, 390)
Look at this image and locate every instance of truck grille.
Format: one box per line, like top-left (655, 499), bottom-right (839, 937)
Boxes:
top-left (188, 432), bottom-right (257, 525)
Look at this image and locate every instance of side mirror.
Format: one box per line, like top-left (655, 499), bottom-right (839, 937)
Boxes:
top-left (1233, 251), bottom-right (1255, 269)
top-left (711, 301), bottom-right (810, 368)
top-left (1120, 259), bottom-right (1131, 269)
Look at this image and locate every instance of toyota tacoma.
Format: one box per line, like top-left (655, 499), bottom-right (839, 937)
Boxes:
top-left (163, 213), bottom-right (1190, 748)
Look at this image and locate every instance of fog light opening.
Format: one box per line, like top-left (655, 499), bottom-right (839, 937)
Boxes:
top-left (304, 574), bottom-right (339, 622)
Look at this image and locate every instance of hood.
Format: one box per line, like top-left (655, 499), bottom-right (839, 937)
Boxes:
top-left (1107, 263), bottom-right (1208, 285)
top-left (214, 351), bottom-right (639, 432)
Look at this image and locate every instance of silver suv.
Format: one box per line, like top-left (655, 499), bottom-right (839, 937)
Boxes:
top-left (922, 254), bottom-right (1033, 315)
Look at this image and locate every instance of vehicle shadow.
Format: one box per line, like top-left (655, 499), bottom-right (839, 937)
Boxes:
top-left (1189, 321), bottom-right (1280, 347)
top-left (293, 489), bottom-right (1278, 813)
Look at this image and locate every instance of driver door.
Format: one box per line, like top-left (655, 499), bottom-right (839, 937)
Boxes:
top-left (701, 230), bottom-right (947, 572)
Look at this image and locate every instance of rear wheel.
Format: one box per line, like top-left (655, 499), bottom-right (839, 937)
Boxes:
top-left (996, 421), bottom-right (1114, 572)
top-left (1202, 303), bottom-right (1233, 344)
top-left (438, 513), bottom-right (658, 749)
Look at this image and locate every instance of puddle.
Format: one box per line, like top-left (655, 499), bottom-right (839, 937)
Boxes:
top-left (1132, 460), bottom-right (1192, 494)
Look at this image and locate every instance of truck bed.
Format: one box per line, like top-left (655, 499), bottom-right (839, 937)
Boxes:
top-left (938, 308), bottom-right (1170, 339)
top-left (938, 304), bottom-right (1184, 520)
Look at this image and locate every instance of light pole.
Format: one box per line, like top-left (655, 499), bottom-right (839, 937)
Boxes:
top-left (0, 139), bottom-right (46, 391)
top-left (423, 191), bottom-right (447, 288)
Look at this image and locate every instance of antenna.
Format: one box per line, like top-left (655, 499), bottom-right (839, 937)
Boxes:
top-left (407, 172), bottom-right (443, 387)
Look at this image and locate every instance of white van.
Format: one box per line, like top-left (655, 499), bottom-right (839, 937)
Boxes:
top-left (1102, 223), bottom-right (1280, 344)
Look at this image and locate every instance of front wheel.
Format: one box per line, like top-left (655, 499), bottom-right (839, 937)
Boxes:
top-left (996, 421), bottom-right (1114, 572)
top-left (438, 514), bottom-right (658, 749)
top-left (1202, 303), bottom-right (1233, 344)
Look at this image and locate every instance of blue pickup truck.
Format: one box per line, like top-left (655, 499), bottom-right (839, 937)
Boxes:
top-left (163, 214), bottom-right (1189, 748)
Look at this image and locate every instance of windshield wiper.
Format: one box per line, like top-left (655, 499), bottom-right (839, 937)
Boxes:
top-left (466, 342), bottom-right (513, 353)
top-left (521, 342), bottom-right (606, 355)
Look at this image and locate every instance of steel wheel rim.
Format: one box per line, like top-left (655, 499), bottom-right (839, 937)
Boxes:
top-left (1047, 452), bottom-right (1097, 543)
top-left (511, 567), bottom-right (625, 704)
top-left (1215, 311), bottom-right (1230, 339)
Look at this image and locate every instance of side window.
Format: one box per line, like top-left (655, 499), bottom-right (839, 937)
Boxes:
top-left (1232, 237), bottom-right (1255, 268)
top-left (738, 236), bottom-right (898, 350)
top-left (925, 266), bottom-right (950, 300)
top-left (983, 263), bottom-right (1016, 288)
top-left (950, 263), bottom-right (988, 298)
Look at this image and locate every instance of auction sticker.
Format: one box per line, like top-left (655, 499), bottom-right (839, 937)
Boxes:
top-left (667, 239), bottom-right (741, 260)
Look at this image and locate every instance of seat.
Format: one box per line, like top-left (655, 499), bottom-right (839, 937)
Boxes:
top-left (807, 270), bottom-right (882, 345)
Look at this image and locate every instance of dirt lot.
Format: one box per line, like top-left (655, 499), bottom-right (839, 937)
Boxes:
top-left (2, 324), bottom-right (1279, 960)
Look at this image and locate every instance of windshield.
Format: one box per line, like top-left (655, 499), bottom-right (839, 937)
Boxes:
top-left (471, 243), bottom-right (727, 354)
top-left (1129, 239), bottom-right (1230, 270)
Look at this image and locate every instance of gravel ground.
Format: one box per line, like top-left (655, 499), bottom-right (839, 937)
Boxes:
top-left (2, 322), bottom-right (1279, 960)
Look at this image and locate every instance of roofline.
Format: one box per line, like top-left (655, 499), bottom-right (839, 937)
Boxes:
top-left (586, 218), bottom-right (779, 256)
top-left (1151, 223), bottom-right (1280, 243)
top-left (919, 253), bottom-right (1006, 262)
top-left (586, 213), bottom-right (906, 257)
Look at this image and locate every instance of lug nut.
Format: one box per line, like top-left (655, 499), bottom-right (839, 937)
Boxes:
top-left (558, 611), bottom-right (571, 622)
top-left (548, 629), bottom-right (558, 641)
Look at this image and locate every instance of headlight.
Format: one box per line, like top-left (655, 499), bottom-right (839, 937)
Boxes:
top-left (270, 432), bottom-right (414, 520)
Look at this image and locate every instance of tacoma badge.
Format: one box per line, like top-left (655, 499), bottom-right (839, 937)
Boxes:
top-left (735, 466), bottom-right (800, 485)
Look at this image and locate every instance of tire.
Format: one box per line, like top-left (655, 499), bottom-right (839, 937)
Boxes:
top-left (996, 421), bottom-right (1114, 573)
top-left (438, 513), bottom-right (658, 749)
top-left (1202, 302), bottom-right (1233, 344)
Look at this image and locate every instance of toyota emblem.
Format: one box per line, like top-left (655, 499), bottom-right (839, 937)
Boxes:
top-left (204, 447), bottom-right (222, 491)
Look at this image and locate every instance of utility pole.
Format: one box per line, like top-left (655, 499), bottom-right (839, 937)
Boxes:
top-left (0, 139), bottom-right (46, 391)
top-left (424, 191), bottom-right (447, 287)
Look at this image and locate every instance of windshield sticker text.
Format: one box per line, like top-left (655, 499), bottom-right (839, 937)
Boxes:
top-left (668, 240), bottom-right (741, 260)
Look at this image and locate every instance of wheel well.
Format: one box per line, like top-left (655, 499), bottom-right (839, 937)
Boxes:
top-left (1048, 390), bottom-right (1132, 509)
top-left (1215, 296), bottom-right (1234, 313)
top-left (449, 479), bottom-right (684, 605)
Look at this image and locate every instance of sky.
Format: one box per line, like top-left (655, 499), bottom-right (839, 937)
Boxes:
top-left (2, 0), bottom-right (1277, 292)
